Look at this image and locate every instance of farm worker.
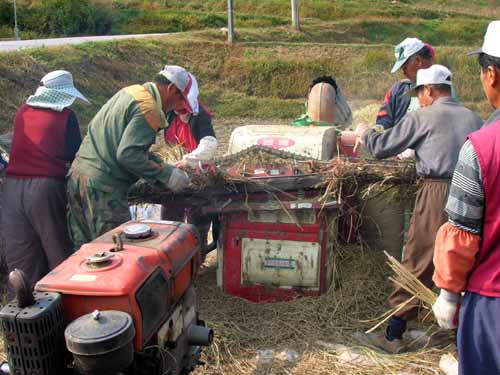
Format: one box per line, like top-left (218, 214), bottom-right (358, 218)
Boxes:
top-left (293, 75), bottom-right (353, 129)
top-left (432, 21), bottom-right (500, 375)
top-left (355, 64), bottom-right (482, 353)
top-left (1, 70), bottom-right (88, 295)
top-left (67, 65), bottom-right (193, 250)
top-left (160, 72), bottom-right (219, 256)
top-left (375, 37), bottom-right (435, 131)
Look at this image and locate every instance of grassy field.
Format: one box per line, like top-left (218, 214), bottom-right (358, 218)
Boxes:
top-left (1, 0), bottom-right (498, 41)
top-left (0, 0), bottom-right (496, 134)
top-left (0, 32), bottom-right (492, 134)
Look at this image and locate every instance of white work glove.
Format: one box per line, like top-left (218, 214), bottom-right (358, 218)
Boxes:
top-left (183, 136), bottom-right (218, 168)
top-left (167, 168), bottom-right (189, 193)
top-left (432, 289), bottom-right (460, 330)
top-left (397, 148), bottom-right (415, 160)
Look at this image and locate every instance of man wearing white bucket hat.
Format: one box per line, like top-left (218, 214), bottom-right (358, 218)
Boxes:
top-left (1, 70), bottom-right (89, 294)
top-left (67, 65), bottom-right (194, 249)
top-left (432, 20), bottom-right (500, 375)
top-left (356, 64), bottom-right (482, 353)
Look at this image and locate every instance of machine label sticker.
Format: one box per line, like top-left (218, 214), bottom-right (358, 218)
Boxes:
top-left (257, 137), bottom-right (295, 149)
top-left (297, 202), bottom-right (313, 209)
top-left (263, 258), bottom-right (296, 270)
top-left (70, 274), bottom-right (97, 282)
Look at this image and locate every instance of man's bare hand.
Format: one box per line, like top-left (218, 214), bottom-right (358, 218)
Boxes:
top-left (352, 123), bottom-right (369, 154)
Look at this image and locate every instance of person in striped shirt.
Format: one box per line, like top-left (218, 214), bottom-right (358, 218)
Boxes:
top-left (432, 20), bottom-right (500, 375)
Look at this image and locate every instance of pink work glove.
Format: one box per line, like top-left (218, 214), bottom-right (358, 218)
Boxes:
top-left (432, 289), bottom-right (460, 329)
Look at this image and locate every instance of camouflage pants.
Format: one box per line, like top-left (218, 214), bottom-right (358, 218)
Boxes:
top-left (67, 173), bottom-right (130, 251)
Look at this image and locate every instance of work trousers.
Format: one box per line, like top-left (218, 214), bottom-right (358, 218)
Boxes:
top-left (1, 177), bottom-right (72, 296)
top-left (388, 179), bottom-right (449, 320)
top-left (67, 172), bottom-right (130, 251)
top-left (458, 292), bottom-right (500, 375)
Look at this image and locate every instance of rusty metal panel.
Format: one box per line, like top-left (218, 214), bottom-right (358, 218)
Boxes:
top-left (241, 238), bottom-right (320, 288)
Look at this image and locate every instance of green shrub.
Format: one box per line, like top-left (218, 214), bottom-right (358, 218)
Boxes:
top-left (0, 25), bottom-right (13, 39)
top-left (18, 0), bottom-right (114, 37)
top-left (0, 0), bottom-right (13, 26)
top-left (200, 13), bottom-right (226, 28)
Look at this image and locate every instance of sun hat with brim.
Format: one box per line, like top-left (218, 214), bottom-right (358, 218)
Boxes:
top-left (391, 37), bottom-right (425, 74)
top-left (406, 64), bottom-right (453, 96)
top-left (158, 65), bottom-right (196, 114)
top-left (467, 20), bottom-right (500, 58)
top-left (26, 70), bottom-right (90, 112)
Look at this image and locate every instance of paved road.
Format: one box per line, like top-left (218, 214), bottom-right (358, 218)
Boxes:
top-left (0, 33), bottom-right (172, 52)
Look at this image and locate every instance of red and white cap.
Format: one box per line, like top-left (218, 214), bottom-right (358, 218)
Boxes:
top-left (468, 21), bottom-right (500, 58)
top-left (185, 73), bottom-right (199, 115)
top-left (158, 65), bottom-right (198, 113)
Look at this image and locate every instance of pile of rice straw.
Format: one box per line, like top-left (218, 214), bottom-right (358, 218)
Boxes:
top-left (130, 144), bottom-right (417, 203)
top-left (192, 245), bottom-right (453, 375)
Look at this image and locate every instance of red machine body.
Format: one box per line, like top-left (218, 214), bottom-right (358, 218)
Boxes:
top-left (216, 189), bottom-right (338, 303)
top-left (36, 220), bottom-right (200, 351)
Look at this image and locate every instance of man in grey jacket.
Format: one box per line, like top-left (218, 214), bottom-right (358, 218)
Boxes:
top-left (356, 64), bottom-right (482, 353)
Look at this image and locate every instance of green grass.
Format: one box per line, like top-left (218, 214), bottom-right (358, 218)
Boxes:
top-left (2, 0), bottom-right (498, 43)
top-left (0, 0), bottom-right (496, 134)
top-left (0, 35), bottom-right (491, 134)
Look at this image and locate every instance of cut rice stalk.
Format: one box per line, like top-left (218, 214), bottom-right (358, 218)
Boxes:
top-left (384, 251), bottom-right (437, 308)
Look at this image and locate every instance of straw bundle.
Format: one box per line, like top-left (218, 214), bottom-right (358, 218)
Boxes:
top-left (365, 251), bottom-right (438, 335)
top-left (385, 251), bottom-right (437, 309)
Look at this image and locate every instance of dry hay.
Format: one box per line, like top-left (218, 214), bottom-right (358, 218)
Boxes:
top-left (192, 245), bottom-right (451, 375)
top-left (352, 103), bottom-right (381, 127)
top-left (133, 144), bottom-right (417, 203)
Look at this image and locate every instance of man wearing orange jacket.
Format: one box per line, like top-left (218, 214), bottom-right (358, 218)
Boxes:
top-left (432, 21), bottom-right (500, 375)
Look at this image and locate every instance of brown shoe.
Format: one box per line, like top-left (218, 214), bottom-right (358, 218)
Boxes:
top-left (357, 332), bottom-right (407, 354)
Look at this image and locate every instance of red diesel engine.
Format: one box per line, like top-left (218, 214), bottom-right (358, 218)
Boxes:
top-left (0, 220), bottom-right (213, 375)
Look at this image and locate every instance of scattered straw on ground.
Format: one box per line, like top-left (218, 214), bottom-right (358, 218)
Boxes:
top-left (193, 245), bottom-right (453, 375)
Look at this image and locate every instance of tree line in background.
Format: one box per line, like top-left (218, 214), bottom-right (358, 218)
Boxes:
top-left (0, 0), bottom-right (114, 38)
top-left (0, 0), bottom-right (292, 39)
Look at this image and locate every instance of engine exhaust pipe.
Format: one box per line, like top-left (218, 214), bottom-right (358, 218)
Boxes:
top-left (9, 269), bottom-right (34, 308)
top-left (187, 324), bottom-right (213, 346)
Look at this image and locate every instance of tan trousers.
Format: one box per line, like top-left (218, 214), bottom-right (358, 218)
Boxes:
top-left (388, 179), bottom-right (449, 320)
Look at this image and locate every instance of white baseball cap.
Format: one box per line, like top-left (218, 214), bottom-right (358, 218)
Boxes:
top-left (158, 65), bottom-right (197, 113)
top-left (468, 21), bottom-right (500, 58)
top-left (391, 37), bottom-right (425, 73)
top-left (407, 64), bottom-right (452, 95)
